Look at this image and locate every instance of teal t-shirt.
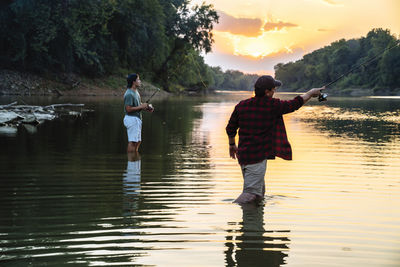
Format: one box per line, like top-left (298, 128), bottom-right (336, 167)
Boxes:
top-left (124, 88), bottom-right (142, 119)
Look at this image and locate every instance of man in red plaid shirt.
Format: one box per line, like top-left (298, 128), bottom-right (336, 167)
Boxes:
top-left (226, 75), bottom-right (324, 204)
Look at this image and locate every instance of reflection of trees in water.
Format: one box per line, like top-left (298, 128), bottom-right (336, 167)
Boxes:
top-left (311, 119), bottom-right (399, 143)
top-left (225, 205), bottom-right (290, 267)
top-left (299, 99), bottom-right (400, 143)
top-left (141, 98), bottom-right (211, 173)
top-left (140, 98), bottom-right (214, 200)
top-left (122, 96), bottom-right (214, 234)
top-left (0, 97), bottom-right (216, 265)
top-left (120, 98), bottom-right (215, 263)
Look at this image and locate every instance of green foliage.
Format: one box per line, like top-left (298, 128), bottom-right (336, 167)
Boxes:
top-left (275, 29), bottom-right (400, 92)
top-left (171, 1), bottom-right (218, 53)
top-left (0, 0), bottom-right (219, 92)
top-left (153, 1), bottom-right (218, 91)
top-left (207, 67), bottom-right (260, 91)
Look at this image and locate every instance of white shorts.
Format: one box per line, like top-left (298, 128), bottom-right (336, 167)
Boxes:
top-left (123, 115), bottom-right (142, 142)
top-left (240, 159), bottom-right (267, 197)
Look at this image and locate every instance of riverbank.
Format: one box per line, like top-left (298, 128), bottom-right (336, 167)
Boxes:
top-left (315, 87), bottom-right (400, 97)
top-left (280, 86), bottom-right (400, 97)
top-left (2, 69), bottom-right (397, 98)
top-left (0, 69), bottom-right (169, 98)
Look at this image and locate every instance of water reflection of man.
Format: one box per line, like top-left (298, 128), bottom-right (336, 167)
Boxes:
top-left (224, 204), bottom-right (290, 267)
top-left (226, 75), bottom-right (324, 204)
top-left (123, 152), bottom-right (141, 216)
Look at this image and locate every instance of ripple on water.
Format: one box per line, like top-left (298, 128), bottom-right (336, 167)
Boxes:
top-left (1, 95), bottom-right (400, 266)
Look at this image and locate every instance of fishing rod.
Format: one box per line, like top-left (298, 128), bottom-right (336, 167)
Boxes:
top-left (318, 40), bottom-right (400, 101)
top-left (145, 87), bottom-right (161, 109)
top-left (145, 87), bottom-right (160, 103)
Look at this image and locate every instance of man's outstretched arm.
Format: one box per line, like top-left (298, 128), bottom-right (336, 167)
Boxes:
top-left (301, 87), bottom-right (325, 104)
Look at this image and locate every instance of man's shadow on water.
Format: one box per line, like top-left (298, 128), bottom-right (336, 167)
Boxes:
top-left (224, 203), bottom-right (290, 267)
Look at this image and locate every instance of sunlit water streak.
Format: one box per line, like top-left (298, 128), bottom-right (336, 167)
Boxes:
top-left (1, 93), bottom-right (400, 266)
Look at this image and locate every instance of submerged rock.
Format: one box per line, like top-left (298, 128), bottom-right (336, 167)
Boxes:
top-left (0, 111), bottom-right (21, 124)
top-left (0, 126), bottom-right (18, 136)
top-left (0, 101), bottom-right (92, 136)
top-left (23, 124), bottom-right (38, 134)
top-left (21, 114), bottom-right (38, 124)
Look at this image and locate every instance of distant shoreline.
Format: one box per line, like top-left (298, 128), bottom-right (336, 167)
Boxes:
top-left (278, 87), bottom-right (400, 97)
top-left (215, 89), bottom-right (400, 97)
top-left (0, 69), bottom-right (169, 99)
top-left (1, 69), bottom-right (398, 98)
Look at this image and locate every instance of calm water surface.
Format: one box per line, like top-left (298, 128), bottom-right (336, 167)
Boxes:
top-left (1, 92), bottom-right (400, 266)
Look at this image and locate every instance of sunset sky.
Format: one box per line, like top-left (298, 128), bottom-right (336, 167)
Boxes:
top-left (192, 0), bottom-right (400, 75)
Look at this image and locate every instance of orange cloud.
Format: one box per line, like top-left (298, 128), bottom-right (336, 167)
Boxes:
top-left (214, 10), bottom-right (263, 37)
top-left (234, 46), bottom-right (297, 60)
top-left (263, 21), bottom-right (298, 32)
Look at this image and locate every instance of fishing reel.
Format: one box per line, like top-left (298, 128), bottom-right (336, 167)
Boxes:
top-left (147, 103), bottom-right (154, 111)
top-left (318, 92), bottom-right (328, 102)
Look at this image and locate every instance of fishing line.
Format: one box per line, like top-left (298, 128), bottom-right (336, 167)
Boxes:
top-left (144, 87), bottom-right (160, 134)
top-left (319, 40), bottom-right (400, 101)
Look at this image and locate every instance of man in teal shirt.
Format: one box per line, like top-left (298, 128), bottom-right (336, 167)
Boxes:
top-left (123, 73), bottom-right (154, 152)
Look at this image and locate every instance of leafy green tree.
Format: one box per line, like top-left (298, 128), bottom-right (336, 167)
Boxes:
top-left (208, 66), bottom-right (224, 88)
top-left (206, 68), bottom-right (259, 91)
top-left (275, 28), bottom-right (399, 93)
top-left (0, 0), bottom-right (219, 93)
top-left (155, 1), bottom-right (219, 91)
top-left (0, 0), bottom-right (117, 74)
top-left (0, 0), bottom-right (63, 71)
top-left (64, 0), bottom-right (116, 75)
top-left (379, 45), bottom-right (400, 90)
top-left (108, 0), bottom-right (168, 78)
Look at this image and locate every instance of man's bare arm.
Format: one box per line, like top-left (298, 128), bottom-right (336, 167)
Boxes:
top-left (125, 103), bottom-right (149, 113)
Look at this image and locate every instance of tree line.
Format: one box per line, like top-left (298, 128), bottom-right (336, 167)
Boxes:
top-left (208, 67), bottom-right (260, 91)
top-left (0, 0), bottom-right (259, 93)
top-left (274, 29), bottom-right (400, 93)
top-left (4, 2), bottom-right (397, 94)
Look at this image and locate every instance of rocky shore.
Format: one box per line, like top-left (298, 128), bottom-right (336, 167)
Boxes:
top-left (2, 69), bottom-right (396, 98)
top-left (0, 69), bottom-right (169, 98)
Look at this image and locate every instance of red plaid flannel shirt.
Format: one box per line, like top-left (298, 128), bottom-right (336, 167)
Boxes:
top-left (226, 95), bottom-right (304, 165)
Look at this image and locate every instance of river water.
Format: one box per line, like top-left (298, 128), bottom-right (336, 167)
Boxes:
top-left (1, 92), bottom-right (400, 266)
